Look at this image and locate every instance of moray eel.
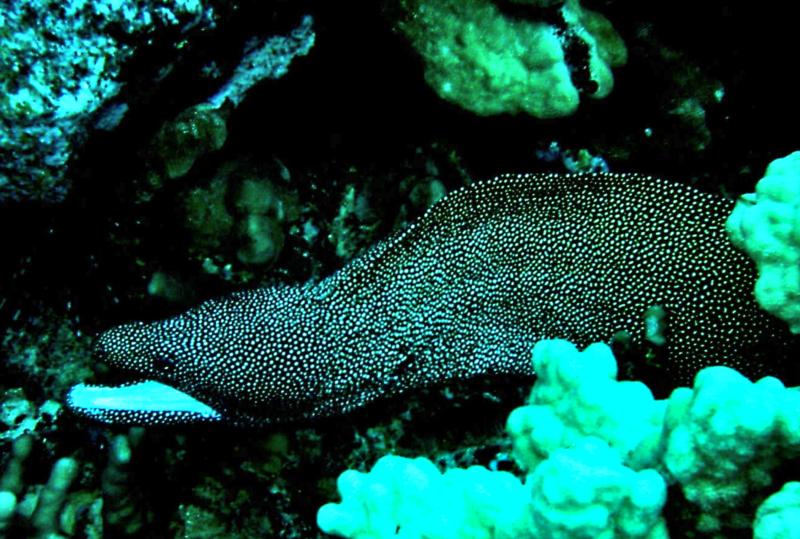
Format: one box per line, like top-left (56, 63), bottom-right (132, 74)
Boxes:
top-left (67, 172), bottom-right (793, 425)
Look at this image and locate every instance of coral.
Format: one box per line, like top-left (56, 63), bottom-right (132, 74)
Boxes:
top-left (319, 339), bottom-right (800, 537)
top-left (317, 454), bottom-right (532, 539)
top-left (511, 340), bottom-right (800, 532)
top-left (526, 438), bottom-right (667, 539)
top-left (207, 15), bottom-right (316, 108)
top-left (147, 271), bottom-right (196, 304)
top-left (394, 0), bottom-right (626, 118)
top-left (184, 173), bottom-right (236, 256)
top-left (137, 13), bottom-right (314, 211)
top-left (0, 0), bottom-right (215, 203)
top-left (30, 457), bottom-right (81, 537)
top-left (404, 178), bottom-right (447, 214)
top-left (0, 426), bottom-right (155, 537)
top-left (393, 156), bottom-right (455, 231)
top-left (506, 340), bottom-right (665, 472)
top-left (0, 435), bottom-right (33, 498)
top-left (183, 160), bottom-right (300, 269)
top-left (169, 431), bottom-right (313, 538)
top-left (178, 503), bottom-right (230, 538)
top-left (233, 175), bottom-right (300, 266)
top-left (661, 367), bottom-right (800, 531)
top-left (102, 428), bottom-right (150, 535)
top-left (3, 315), bottom-right (95, 397)
top-left (328, 183), bottom-right (380, 260)
top-left (0, 389), bottom-right (61, 443)
top-left (0, 435), bottom-right (86, 538)
top-left (318, 439), bottom-right (667, 539)
top-left (148, 15), bottom-right (315, 184)
top-left (754, 482), bottom-right (800, 539)
top-left (151, 104), bottom-right (229, 181)
top-left (0, 491), bottom-right (14, 534)
top-left (726, 151), bottom-right (800, 333)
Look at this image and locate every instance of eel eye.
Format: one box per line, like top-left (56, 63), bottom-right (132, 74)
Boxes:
top-left (153, 354), bottom-right (177, 375)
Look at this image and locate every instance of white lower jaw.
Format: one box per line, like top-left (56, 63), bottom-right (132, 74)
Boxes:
top-left (67, 380), bottom-right (222, 424)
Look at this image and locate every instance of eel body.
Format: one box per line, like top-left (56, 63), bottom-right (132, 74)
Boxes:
top-left (67, 172), bottom-right (792, 425)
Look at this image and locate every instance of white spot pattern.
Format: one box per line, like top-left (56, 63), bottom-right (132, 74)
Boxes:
top-left (73, 173), bottom-right (792, 425)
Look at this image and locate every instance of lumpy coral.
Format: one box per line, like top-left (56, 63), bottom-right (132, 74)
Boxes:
top-left (183, 160), bottom-right (300, 269)
top-left (394, 0), bottom-right (626, 118)
top-left (726, 151), bottom-right (800, 334)
top-left (754, 481), bottom-right (800, 539)
top-left (319, 339), bottom-right (800, 537)
top-left (151, 104), bottom-right (229, 181)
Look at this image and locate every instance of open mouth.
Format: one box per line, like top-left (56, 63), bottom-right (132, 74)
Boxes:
top-left (66, 380), bottom-right (222, 425)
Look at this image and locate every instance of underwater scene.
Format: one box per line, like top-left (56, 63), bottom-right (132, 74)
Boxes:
top-left (2, 0), bottom-right (800, 537)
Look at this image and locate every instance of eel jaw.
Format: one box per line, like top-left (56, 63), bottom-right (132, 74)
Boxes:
top-left (66, 381), bottom-right (223, 425)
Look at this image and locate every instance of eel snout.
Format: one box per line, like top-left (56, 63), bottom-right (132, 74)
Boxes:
top-left (67, 322), bottom-right (224, 425)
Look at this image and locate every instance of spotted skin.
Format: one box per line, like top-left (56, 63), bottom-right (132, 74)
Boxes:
top-left (74, 173), bottom-right (793, 425)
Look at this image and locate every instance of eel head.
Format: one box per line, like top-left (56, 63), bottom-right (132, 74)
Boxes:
top-left (67, 320), bottom-right (226, 425)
